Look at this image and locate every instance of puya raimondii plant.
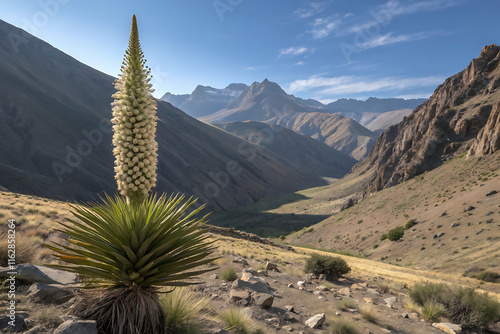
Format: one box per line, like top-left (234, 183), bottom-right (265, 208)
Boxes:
top-left (46, 15), bottom-right (216, 334)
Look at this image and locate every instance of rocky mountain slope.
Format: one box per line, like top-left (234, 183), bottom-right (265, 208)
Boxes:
top-left (267, 112), bottom-right (377, 160)
top-left (161, 83), bottom-right (248, 118)
top-left (0, 19), bottom-right (324, 211)
top-left (214, 121), bottom-right (357, 178)
top-left (325, 97), bottom-right (426, 123)
top-left (200, 79), bottom-right (324, 123)
top-left (360, 44), bottom-right (500, 195)
top-left (360, 108), bottom-right (413, 133)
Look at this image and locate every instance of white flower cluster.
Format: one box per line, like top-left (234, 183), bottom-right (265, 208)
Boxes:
top-left (111, 60), bottom-right (158, 200)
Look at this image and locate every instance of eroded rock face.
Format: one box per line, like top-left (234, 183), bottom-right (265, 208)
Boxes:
top-left (468, 102), bottom-right (500, 156)
top-left (360, 44), bottom-right (500, 196)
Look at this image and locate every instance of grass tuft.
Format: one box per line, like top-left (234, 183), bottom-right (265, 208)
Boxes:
top-left (219, 307), bottom-right (263, 334)
top-left (421, 302), bottom-right (446, 322)
top-left (220, 266), bottom-right (238, 281)
top-left (328, 317), bottom-right (358, 334)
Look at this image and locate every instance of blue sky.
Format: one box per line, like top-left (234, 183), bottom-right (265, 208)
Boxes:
top-left (1, 0), bottom-right (499, 103)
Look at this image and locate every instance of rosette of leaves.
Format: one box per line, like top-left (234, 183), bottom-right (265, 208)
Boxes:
top-left (46, 194), bottom-right (216, 333)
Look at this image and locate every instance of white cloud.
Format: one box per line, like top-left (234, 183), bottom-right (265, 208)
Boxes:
top-left (293, 2), bottom-right (327, 19)
top-left (356, 32), bottom-right (430, 49)
top-left (309, 18), bottom-right (341, 39)
top-left (287, 75), bottom-right (444, 96)
top-left (279, 46), bottom-right (312, 57)
top-left (295, 61), bottom-right (305, 66)
top-left (381, 0), bottom-right (461, 15)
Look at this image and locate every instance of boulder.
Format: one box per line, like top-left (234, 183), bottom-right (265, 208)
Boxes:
top-left (229, 289), bottom-right (250, 304)
top-left (305, 313), bottom-right (325, 328)
top-left (384, 296), bottom-right (397, 308)
top-left (350, 283), bottom-right (366, 291)
top-left (252, 292), bottom-right (274, 309)
top-left (265, 262), bottom-right (279, 272)
top-left (338, 287), bottom-right (351, 296)
top-left (434, 232), bottom-right (445, 239)
top-left (0, 264), bottom-right (78, 285)
top-left (27, 283), bottom-right (74, 304)
top-left (0, 312), bottom-right (29, 333)
top-left (233, 278), bottom-right (270, 294)
top-left (432, 322), bottom-right (462, 334)
top-left (54, 319), bottom-right (98, 334)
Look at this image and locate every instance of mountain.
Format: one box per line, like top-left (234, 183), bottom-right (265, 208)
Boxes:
top-left (200, 79), bottom-right (324, 123)
top-left (161, 83), bottom-right (248, 118)
top-left (360, 108), bottom-right (413, 133)
top-left (325, 97), bottom-right (426, 122)
top-left (359, 44), bottom-right (500, 195)
top-left (0, 19), bottom-right (325, 212)
top-left (267, 112), bottom-right (377, 160)
top-left (214, 121), bottom-right (357, 178)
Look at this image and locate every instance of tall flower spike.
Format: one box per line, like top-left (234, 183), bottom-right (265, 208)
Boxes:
top-left (111, 15), bottom-right (158, 204)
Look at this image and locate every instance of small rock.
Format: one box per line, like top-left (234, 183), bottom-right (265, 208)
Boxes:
top-left (364, 297), bottom-right (374, 304)
top-left (318, 274), bottom-right (326, 281)
top-left (335, 311), bottom-right (341, 316)
top-left (232, 258), bottom-right (248, 266)
top-left (252, 292), bottom-right (274, 309)
top-left (450, 223), bottom-right (460, 228)
top-left (350, 283), bottom-right (366, 291)
top-left (317, 285), bottom-right (329, 291)
top-left (242, 268), bottom-right (257, 275)
top-left (297, 281), bottom-right (305, 288)
top-left (486, 190), bottom-right (498, 196)
top-left (384, 296), bottom-right (397, 308)
top-left (305, 313), bottom-right (325, 329)
top-left (285, 305), bottom-right (295, 312)
top-left (464, 206), bottom-right (475, 212)
top-left (287, 283), bottom-right (294, 288)
top-left (338, 287), bottom-right (351, 296)
top-left (401, 313), bottom-right (409, 318)
top-left (304, 273), bottom-right (315, 283)
top-left (313, 290), bottom-right (322, 295)
top-left (53, 319), bottom-right (98, 334)
top-left (283, 312), bottom-right (299, 322)
top-left (27, 283), bottom-right (74, 304)
top-left (485, 211), bottom-right (494, 216)
top-left (432, 322), bottom-right (462, 334)
top-left (265, 262), bottom-right (279, 272)
top-left (434, 232), bottom-right (445, 239)
top-left (367, 288), bottom-right (380, 295)
top-left (282, 325), bottom-right (294, 332)
top-left (409, 313), bottom-right (419, 320)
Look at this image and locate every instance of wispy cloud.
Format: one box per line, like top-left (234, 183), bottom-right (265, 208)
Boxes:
top-left (356, 32), bottom-right (432, 49)
top-left (309, 18), bottom-right (341, 39)
top-left (245, 65), bottom-right (267, 71)
top-left (293, 2), bottom-right (327, 19)
top-left (279, 46), bottom-right (313, 57)
top-left (381, 0), bottom-right (461, 15)
top-left (287, 75), bottom-right (444, 96)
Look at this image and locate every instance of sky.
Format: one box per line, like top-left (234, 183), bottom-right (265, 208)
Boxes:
top-left (1, 0), bottom-right (499, 103)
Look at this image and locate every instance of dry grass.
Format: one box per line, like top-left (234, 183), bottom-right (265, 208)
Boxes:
top-left (359, 303), bottom-right (376, 322)
top-left (219, 307), bottom-right (263, 334)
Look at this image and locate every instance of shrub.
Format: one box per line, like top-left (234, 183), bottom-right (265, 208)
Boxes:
top-left (304, 254), bottom-right (351, 280)
top-left (405, 219), bottom-right (417, 229)
top-left (328, 317), bottom-right (358, 334)
top-left (446, 287), bottom-right (500, 329)
top-left (221, 267), bottom-right (238, 281)
top-left (380, 234), bottom-right (388, 241)
top-left (409, 282), bottom-right (449, 306)
top-left (161, 288), bottom-right (210, 334)
top-left (477, 271), bottom-right (500, 283)
top-left (422, 302), bottom-right (446, 322)
top-left (372, 244), bottom-right (379, 249)
top-left (279, 235), bottom-right (285, 240)
top-left (387, 226), bottom-right (405, 241)
top-left (219, 308), bottom-right (262, 334)
top-left (410, 282), bottom-right (500, 329)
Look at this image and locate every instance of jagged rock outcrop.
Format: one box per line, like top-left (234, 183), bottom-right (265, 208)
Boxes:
top-left (361, 44), bottom-right (500, 195)
top-left (468, 101), bottom-right (500, 155)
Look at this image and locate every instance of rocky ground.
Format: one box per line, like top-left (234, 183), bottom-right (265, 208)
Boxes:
top-left (2, 250), bottom-right (499, 333)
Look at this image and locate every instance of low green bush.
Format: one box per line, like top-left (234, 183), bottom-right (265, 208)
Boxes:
top-left (380, 234), bottom-right (388, 241)
top-left (387, 226), bottom-right (405, 241)
top-left (410, 282), bottom-right (500, 329)
top-left (304, 253), bottom-right (351, 280)
top-left (477, 271), bottom-right (500, 283)
top-left (405, 219), bottom-right (417, 229)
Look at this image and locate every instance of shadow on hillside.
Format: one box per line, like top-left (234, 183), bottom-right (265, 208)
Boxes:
top-left (209, 210), bottom-right (330, 238)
